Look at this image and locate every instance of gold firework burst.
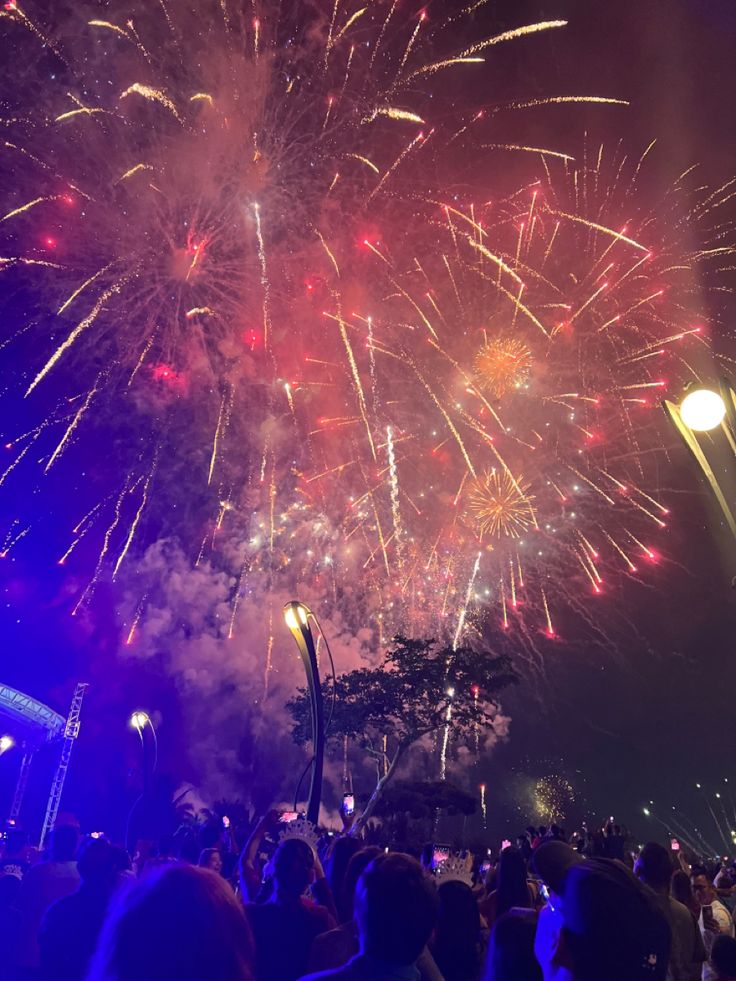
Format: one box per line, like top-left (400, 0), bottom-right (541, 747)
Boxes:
top-left (466, 470), bottom-right (536, 540)
top-left (474, 336), bottom-right (532, 397)
top-left (533, 775), bottom-right (575, 823)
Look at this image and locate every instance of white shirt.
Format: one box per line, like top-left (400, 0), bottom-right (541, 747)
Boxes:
top-left (699, 899), bottom-right (734, 981)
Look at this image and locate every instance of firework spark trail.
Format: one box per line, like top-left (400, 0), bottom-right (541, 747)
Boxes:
top-left (228, 553), bottom-right (250, 640)
top-left (0, 522), bottom-right (30, 558)
top-left (125, 593), bottom-right (147, 645)
top-left (263, 607), bottom-right (274, 697)
top-left (453, 551), bottom-right (482, 650)
top-left (368, 0), bottom-right (398, 71)
top-left (385, 426), bottom-right (403, 560)
top-left (253, 202), bottom-right (271, 350)
top-left (368, 131), bottom-right (426, 203)
top-left (120, 83), bottom-right (182, 122)
top-left (329, 310), bottom-right (377, 460)
top-left (128, 334), bottom-right (156, 386)
top-left (396, 11), bottom-right (426, 78)
top-left (398, 21), bottom-right (567, 87)
top-left (57, 263), bottom-right (116, 316)
top-left (26, 280), bottom-right (131, 395)
top-left (72, 481), bottom-right (130, 616)
top-left (112, 472), bottom-right (152, 580)
top-left (541, 587), bottom-right (554, 636)
top-left (45, 377), bottom-right (102, 472)
top-left (208, 391), bottom-right (230, 485)
top-left (0, 437), bottom-right (34, 488)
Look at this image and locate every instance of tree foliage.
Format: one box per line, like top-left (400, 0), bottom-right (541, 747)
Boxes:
top-left (375, 780), bottom-right (478, 819)
top-left (287, 635), bottom-right (517, 830)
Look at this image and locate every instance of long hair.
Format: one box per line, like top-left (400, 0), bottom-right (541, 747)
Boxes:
top-left (325, 836), bottom-right (363, 922)
top-left (431, 880), bottom-right (482, 981)
top-left (495, 848), bottom-right (532, 919)
top-left (87, 864), bottom-right (253, 981)
top-left (484, 909), bottom-right (541, 981)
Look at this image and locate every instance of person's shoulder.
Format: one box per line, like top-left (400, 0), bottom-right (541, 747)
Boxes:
top-left (668, 896), bottom-right (695, 924)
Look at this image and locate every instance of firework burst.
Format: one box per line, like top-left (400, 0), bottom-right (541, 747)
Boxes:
top-left (533, 774), bottom-right (576, 823)
top-left (466, 471), bottom-right (536, 540)
top-left (474, 336), bottom-right (533, 398)
top-left (0, 0), bottom-right (732, 667)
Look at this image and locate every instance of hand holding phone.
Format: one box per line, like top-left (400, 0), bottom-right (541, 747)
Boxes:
top-left (702, 905), bottom-right (718, 932)
top-left (342, 793), bottom-right (355, 816)
top-left (432, 845), bottom-right (450, 870)
top-left (279, 811), bottom-right (299, 824)
top-left (222, 815), bottom-right (231, 829)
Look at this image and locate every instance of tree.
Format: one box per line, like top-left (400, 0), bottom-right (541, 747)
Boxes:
top-left (287, 635), bottom-right (517, 833)
top-left (374, 780), bottom-right (478, 848)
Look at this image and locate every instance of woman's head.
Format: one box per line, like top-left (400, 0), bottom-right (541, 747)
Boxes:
top-left (273, 838), bottom-right (314, 897)
top-left (485, 909), bottom-right (542, 981)
top-left (326, 836), bottom-right (363, 920)
top-left (496, 847), bottom-right (531, 917)
top-left (199, 848), bottom-right (223, 875)
top-left (671, 869), bottom-right (695, 906)
top-left (432, 879), bottom-right (482, 980)
top-left (342, 847), bottom-right (382, 921)
top-left (87, 864), bottom-right (253, 981)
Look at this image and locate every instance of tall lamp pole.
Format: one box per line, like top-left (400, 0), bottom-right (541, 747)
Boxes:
top-left (283, 601), bottom-right (325, 825)
top-left (663, 379), bottom-right (736, 540)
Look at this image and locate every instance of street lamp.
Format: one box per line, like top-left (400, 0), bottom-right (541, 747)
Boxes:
top-left (680, 389), bottom-right (726, 432)
top-left (283, 601), bottom-right (325, 825)
top-left (129, 711), bottom-right (150, 732)
top-left (126, 710), bottom-right (158, 852)
top-left (0, 735), bottom-right (14, 754)
top-left (664, 377), bottom-right (736, 540)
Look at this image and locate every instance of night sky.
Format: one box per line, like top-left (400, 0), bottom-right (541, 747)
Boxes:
top-left (1, 0), bottom-right (735, 846)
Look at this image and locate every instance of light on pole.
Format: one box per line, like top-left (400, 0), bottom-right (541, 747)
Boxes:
top-left (0, 735), bottom-right (14, 754)
top-left (283, 601), bottom-right (325, 825)
top-left (663, 378), bottom-right (736, 540)
top-left (126, 710), bottom-right (158, 851)
top-left (129, 711), bottom-right (150, 732)
top-left (679, 389), bottom-right (726, 432)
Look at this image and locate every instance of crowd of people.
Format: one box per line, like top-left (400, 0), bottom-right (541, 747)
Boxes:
top-left (1, 811), bottom-right (736, 981)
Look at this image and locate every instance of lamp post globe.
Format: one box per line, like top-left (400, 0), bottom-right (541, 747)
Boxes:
top-left (130, 711), bottom-right (150, 731)
top-left (680, 388), bottom-right (726, 432)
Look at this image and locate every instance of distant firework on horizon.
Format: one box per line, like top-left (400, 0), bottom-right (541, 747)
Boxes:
top-left (0, 0), bottom-right (733, 671)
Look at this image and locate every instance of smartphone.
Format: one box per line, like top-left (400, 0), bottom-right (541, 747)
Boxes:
top-left (479, 860), bottom-right (491, 876)
top-left (501, 839), bottom-right (512, 850)
top-left (279, 811), bottom-right (299, 823)
top-left (702, 904), bottom-right (717, 931)
top-left (670, 838), bottom-right (680, 851)
top-left (343, 793), bottom-right (355, 816)
top-left (222, 815), bottom-right (231, 829)
top-left (432, 845), bottom-right (450, 870)
top-left (90, 831), bottom-right (105, 839)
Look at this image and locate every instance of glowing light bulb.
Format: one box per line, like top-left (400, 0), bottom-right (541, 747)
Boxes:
top-left (680, 388), bottom-right (726, 432)
top-left (284, 601), bottom-right (309, 631)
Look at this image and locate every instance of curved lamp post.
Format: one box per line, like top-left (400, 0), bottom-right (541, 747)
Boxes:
top-left (126, 711), bottom-right (158, 851)
top-left (664, 378), bottom-right (736, 540)
top-left (283, 601), bottom-right (325, 825)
